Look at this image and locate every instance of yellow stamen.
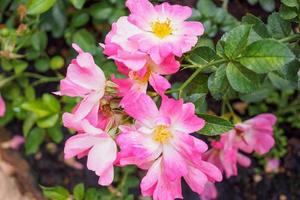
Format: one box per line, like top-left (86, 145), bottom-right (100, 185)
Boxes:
top-left (151, 19), bottom-right (172, 39)
top-left (132, 65), bottom-right (152, 84)
top-left (153, 125), bottom-right (172, 143)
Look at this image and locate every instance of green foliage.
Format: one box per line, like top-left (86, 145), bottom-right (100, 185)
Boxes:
top-left (197, 114), bottom-right (234, 135)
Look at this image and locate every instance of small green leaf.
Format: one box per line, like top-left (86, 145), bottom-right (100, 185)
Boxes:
top-left (279, 5), bottom-right (298, 20)
top-left (281, 0), bottom-right (299, 8)
top-left (242, 14), bottom-right (270, 38)
top-left (208, 65), bottom-right (231, 100)
top-left (21, 101), bottom-right (52, 118)
top-left (72, 29), bottom-right (96, 53)
top-left (259, 0), bottom-right (275, 12)
top-left (50, 56), bottom-right (65, 70)
top-left (89, 2), bottom-right (113, 20)
top-left (37, 114), bottom-right (59, 128)
top-left (226, 62), bottom-right (261, 93)
top-left (42, 94), bottom-right (60, 113)
top-left (13, 60), bottom-right (28, 74)
top-left (41, 186), bottom-right (70, 200)
top-left (70, 0), bottom-right (86, 9)
top-left (27, 0), bottom-right (57, 15)
top-left (73, 183), bottom-right (85, 200)
top-left (188, 46), bottom-right (217, 67)
top-left (25, 127), bottom-right (45, 155)
top-left (22, 113), bottom-right (36, 137)
top-left (71, 12), bottom-right (90, 27)
top-left (197, 114), bottom-right (234, 135)
top-left (47, 125), bottom-right (64, 143)
top-left (35, 58), bottom-right (50, 72)
top-left (224, 25), bottom-right (251, 58)
top-left (238, 39), bottom-right (295, 73)
top-left (267, 12), bottom-right (291, 38)
top-left (268, 72), bottom-right (296, 90)
top-left (32, 31), bottom-right (48, 51)
top-left (197, 0), bottom-right (218, 17)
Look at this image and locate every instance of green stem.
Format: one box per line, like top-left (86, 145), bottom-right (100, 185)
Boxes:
top-left (177, 59), bottom-right (227, 98)
top-left (279, 33), bottom-right (300, 43)
top-left (0, 72), bottom-right (61, 88)
top-left (222, 0), bottom-right (229, 10)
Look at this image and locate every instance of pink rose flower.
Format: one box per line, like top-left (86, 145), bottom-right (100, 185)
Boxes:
top-left (235, 114), bottom-right (276, 155)
top-left (116, 94), bottom-right (222, 199)
top-left (125, 0), bottom-right (204, 64)
top-left (56, 43), bottom-right (106, 123)
top-left (64, 120), bottom-right (117, 186)
top-left (0, 95), bottom-right (6, 117)
top-left (204, 131), bottom-right (251, 178)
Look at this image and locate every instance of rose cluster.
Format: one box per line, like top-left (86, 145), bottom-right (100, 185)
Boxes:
top-left (50, 0), bottom-right (277, 199)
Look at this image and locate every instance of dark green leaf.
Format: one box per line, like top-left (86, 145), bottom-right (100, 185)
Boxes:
top-left (238, 39), bottom-right (295, 73)
top-left (224, 25), bottom-right (251, 58)
top-left (25, 127), bottom-right (45, 155)
top-left (70, 0), bottom-right (86, 9)
top-left (89, 2), bottom-right (113, 20)
top-left (197, 114), bottom-right (234, 135)
top-left (267, 12), bottom-right (291, 38)
top-left (71, 12), bottom-right (90, 27)
top-left (208, 65), bottom-right (230, 100)
top-left (47, 125), bottom-right (64, 143)
top-left (72, 29), bottom-right (96, 53)
top-left (226, 62), bottom-right (261, 93)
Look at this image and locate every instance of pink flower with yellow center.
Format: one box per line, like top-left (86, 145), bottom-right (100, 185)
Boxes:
top-left (116, 94), bottom-right (222, 199)
top-left (125, 0), bottom-right (204, 64)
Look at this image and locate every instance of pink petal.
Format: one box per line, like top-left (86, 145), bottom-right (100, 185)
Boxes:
top-left (0, 95), bottom-right (6, 117)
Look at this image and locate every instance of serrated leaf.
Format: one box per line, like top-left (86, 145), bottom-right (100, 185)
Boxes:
top-left (267, 12), bottom-right (291, 38)
top-left (238, 39), bottom-right (295, 73)
top-left (197, 114), bottom-right (234, 135)
top-left (226, 62), bottom-right (261, 93)
top-left (208, 65), bottom-right (230, 100)
top-left (224, 25), bottom-right (251, 58)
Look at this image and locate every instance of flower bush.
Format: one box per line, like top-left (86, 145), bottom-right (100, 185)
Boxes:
top-left (0, 0), bottom-right (299, 200)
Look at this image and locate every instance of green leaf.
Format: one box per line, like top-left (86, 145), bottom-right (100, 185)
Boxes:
top-left (197, 0), bottom-right (218, 18)
top-left (208, 65), bottom-right (231, 100)
top-left (239, 81), bottom-right (273, 102)
top-left (267, 12), bottom-right (291, 38)
top-left (238, 39), bottom-right (295, 73)
top-left (72, 29), bottom-right (96, 53)
top-left (35, 58), bottom-right (50, 72)
top-left (41, 186), bottom-right (70, 200)
top-left (242, 14), bottom-right (270, 38)
top-left (27, 0), bottom-right (57, 15)
top-left (185, 93), bottom-right (207, 113)
top-left (37, 114), bottom-right (59, 128)
top-left (32, 31), bottom-right (48, 51)
top-left (268, 72), bottom-right (296, 89)
top-left (197, 114), bottom-right (234, 135)
top-left (70, 0), bottom-right (86, 9)
top-left (188, 46), bottom-right (217, 67)
top-left (25, 86), bottom-right (36, 101)
top-left (22, 113), bottom-right (36, 137)
top-left (21, 101), bottom-right (52, 118)
top-left (281, 0), bottom-right (299, 8)
top-left (13, 60), bottom-right (28, 74)
top-left (47, 125), bottom-right (63, 143)
top-left (25, 127), bottom-right (45, 155)
top-left (224, 25), bottom-right (251, 58)
top-left (279, 5), bottom-right (298, 20)
top-left (89, 2), bottom-right (113, 20)
top-left (259, 0), bottom-right (275, 12)
top-left (42, 94), bottom-right (60, 113)
top-left (226, 62), bottom-right (261, 93)
top-left (71, 12), bottom-right (90, 27)
top-left (73, 183), bottom-right (85, 200)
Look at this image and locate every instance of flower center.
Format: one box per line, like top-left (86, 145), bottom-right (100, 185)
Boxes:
top-left (151, 19), bottom-right (172, 39)
top-left (153, 125), bottom-right (172, 143)
top-left (132, 65), bottom-right (152, 84)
